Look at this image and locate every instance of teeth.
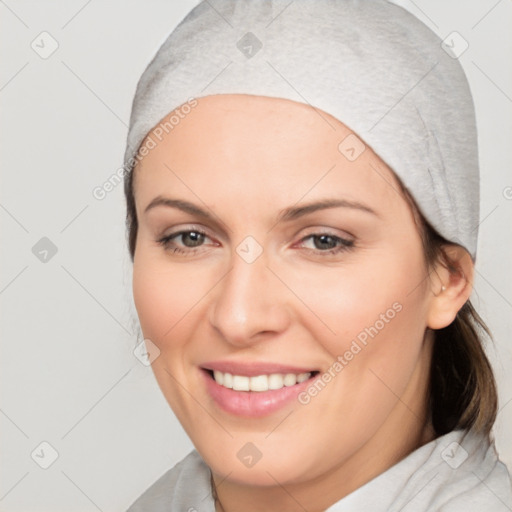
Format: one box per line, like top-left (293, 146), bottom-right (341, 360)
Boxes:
top-left (268, 373), bottom-right (284, 390)
top-left (297, 372), bottom-right (310, 383)
top-left (283, 373), bottom-right (297, 386)
top-left (223, 372), bottom-right (233, 389)
top-left (211, 370), bottom-right (312, 392)
top-left (232, 375), bottom-right (250, 391)
top-left (249, 374), bottom-right (268, 392)
top-left (213, 370), bottom-right (224, 385)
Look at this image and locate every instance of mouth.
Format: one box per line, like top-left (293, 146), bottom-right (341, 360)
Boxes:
top-left (202, 368), bottom-right (320, 392)
top-left (200, 366), bottom-right (320, 417)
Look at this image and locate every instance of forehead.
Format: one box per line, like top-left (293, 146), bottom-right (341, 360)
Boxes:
top-left (134, 94), bottom-right (406, 216)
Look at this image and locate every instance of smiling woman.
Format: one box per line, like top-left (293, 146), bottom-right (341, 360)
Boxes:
top-left (122, 1), bottom-right (512, 511)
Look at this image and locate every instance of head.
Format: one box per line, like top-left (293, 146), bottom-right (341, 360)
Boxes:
top-left (124, 94), bottom-right (496, 491)
top-left (122, 0), bottom-right (497, 501)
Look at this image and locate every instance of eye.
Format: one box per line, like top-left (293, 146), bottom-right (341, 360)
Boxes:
top-left (157, 228), bottom-right (216, 253)
top-left (177, 231), bottom-right (206, 247)
top-left (298, 233), bottom-right (354, 254)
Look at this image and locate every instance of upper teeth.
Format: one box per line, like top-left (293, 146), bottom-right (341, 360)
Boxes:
top-left (212, 370), bottom-right (311, 392)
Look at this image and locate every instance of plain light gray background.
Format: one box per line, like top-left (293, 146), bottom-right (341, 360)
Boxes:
top-left (1, 1), bottom-right (511, 510)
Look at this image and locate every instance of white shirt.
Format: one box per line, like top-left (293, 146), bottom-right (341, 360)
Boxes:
top-left (126, 429), bottom-right (512, 511)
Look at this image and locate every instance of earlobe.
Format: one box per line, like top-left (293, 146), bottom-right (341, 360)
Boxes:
top-left (426, 246), bottom-right (474, 330)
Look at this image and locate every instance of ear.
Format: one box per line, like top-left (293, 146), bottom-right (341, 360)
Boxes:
top-left (426, 245), bottom-right (474, 330)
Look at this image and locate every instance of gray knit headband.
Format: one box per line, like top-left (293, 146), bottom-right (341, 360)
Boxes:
top-left (124, 0), bottom-right (480, 259)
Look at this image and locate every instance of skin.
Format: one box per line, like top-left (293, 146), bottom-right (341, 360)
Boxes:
top-left (131, 94), bottom-right (474, 512)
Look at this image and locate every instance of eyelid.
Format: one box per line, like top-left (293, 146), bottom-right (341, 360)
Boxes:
top-left (294, 225), bottom-right (355, 242)
top-left (290, 226), bottom-right (356, 255)
top-left (296, 233), bottom-right (354, 247)
top-left (159, 223), bottom-right (217, 241)
top-left (156, 224), bottom-right (222, 254)
top-left (145, 204), bottom-right (231, 242)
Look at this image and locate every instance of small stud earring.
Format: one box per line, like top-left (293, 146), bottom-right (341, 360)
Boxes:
top-left (441, 285), bottom-right (446, 292)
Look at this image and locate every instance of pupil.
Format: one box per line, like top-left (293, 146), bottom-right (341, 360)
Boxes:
top-left (314, 235), bottom-right (336, 250)
top-left (183, 231), bottom-right (204, 247)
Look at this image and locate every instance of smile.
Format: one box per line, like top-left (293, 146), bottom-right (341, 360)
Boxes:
top-left (211, 370), bottom-right (313, 392)
top-left (200, 366), bottom-right (320, 417)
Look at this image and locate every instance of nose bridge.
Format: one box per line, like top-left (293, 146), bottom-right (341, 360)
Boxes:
top-left (209, 248), bottom-right (289, 344)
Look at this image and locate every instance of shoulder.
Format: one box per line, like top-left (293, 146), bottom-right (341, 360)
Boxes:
top-left (429, 429), bottom-right (512, 511)
top-left (393, 429), bottom-right (512, 511)
top-left (327, 429), bottom-right (512, 512)
top-left (125, 450), bottom-right (215, 512)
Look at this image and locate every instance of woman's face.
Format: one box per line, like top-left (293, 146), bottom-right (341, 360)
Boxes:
top-left (132, 95), bottom-right (438, 494)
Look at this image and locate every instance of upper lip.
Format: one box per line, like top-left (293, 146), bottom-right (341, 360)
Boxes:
top-left (201, 361), bottom-right (318, 377)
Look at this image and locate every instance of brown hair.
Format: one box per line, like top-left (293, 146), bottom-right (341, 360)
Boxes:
top-left (124, 166), bottom-right (498, 437)
top-left (125, 165), bottom-right (138, 259)
top-left (400, 183), bottom-right (498, 436)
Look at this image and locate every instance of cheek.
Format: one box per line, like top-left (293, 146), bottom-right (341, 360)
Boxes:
top-left (283, 246), bottom-right (429, 393)
top-left (278, 251), bottom-right (431, 462)
top-left (281, 246), bottom-right (427, 339)
top-left (132, 250), bottom-right (210, 343)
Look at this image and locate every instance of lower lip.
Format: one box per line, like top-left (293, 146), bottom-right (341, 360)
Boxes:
top-left (201, 369), bottom-right (316, 417)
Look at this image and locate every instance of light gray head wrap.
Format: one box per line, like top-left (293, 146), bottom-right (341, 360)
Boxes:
top-left (124, 0), bottom-right (480, 260)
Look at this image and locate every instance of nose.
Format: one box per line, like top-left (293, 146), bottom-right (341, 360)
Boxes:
top-left (208, 250), bottom-right (291, 346)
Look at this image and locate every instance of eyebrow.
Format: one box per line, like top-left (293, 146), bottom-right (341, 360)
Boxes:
top-left (145, 196), bottom-right (214, 219)
top-left (278, 199), bottom-right (379, 222)
top-left (144, 196), bottom-right (379, 222)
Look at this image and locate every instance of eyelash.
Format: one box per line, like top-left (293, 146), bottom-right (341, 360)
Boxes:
top-left (297, 233), bottom-right (355, 255)
top-left (157, 230), bottom-right (355, 256)
top-left (157, 229), bottom-right (214, 255)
